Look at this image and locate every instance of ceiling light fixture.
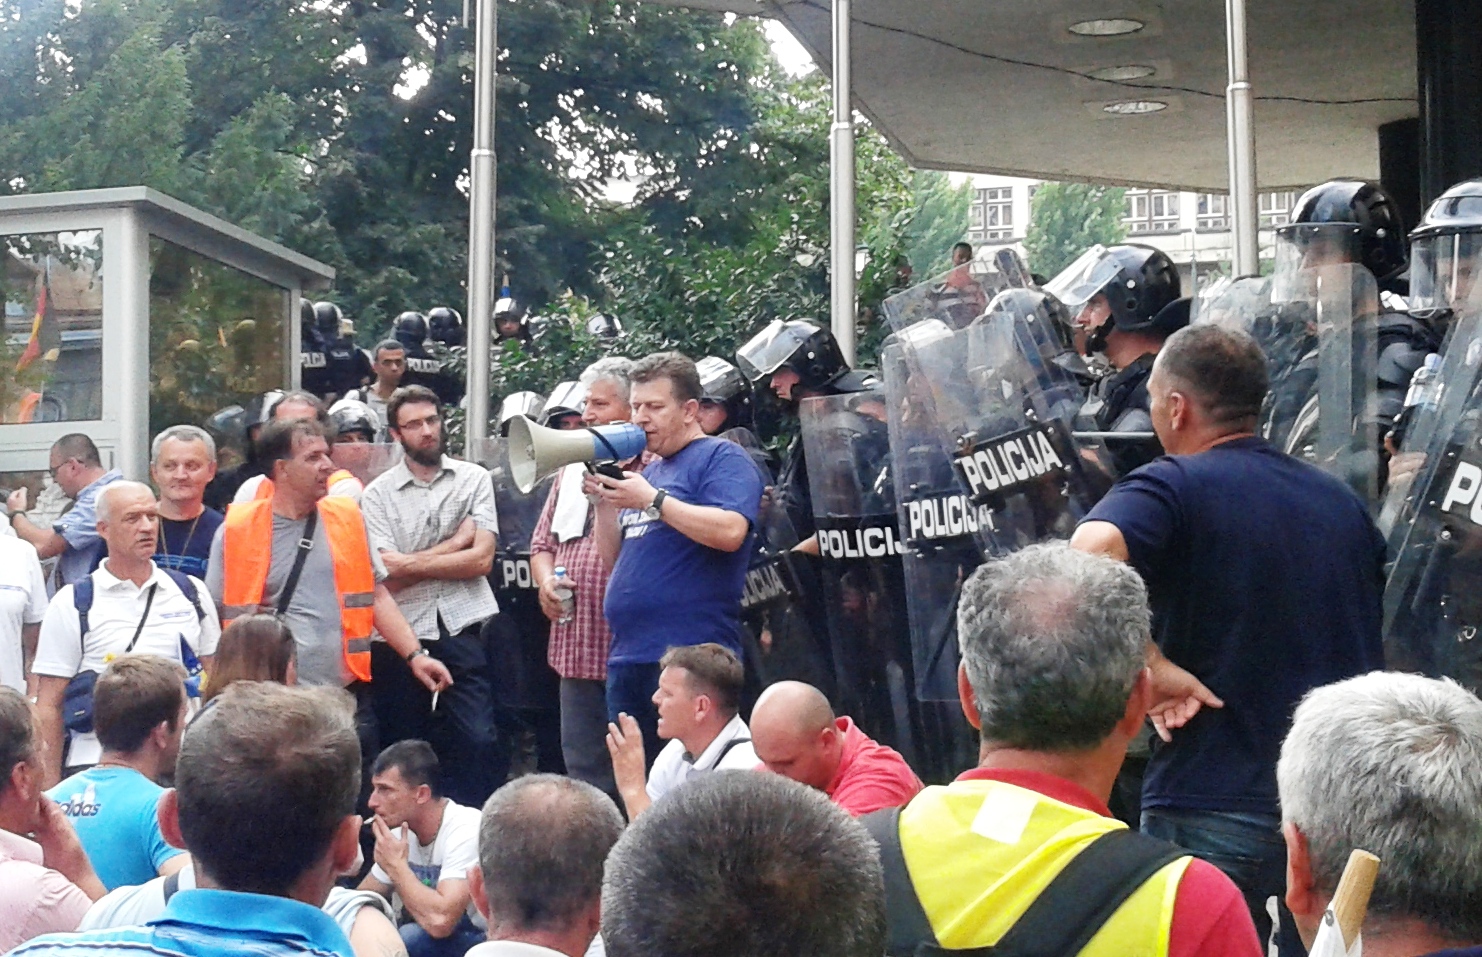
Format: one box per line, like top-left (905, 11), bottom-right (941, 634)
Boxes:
top-left (1087, 64), bottom-right (1157, 81)
top-left (1068, 18), bottom-right (1146, 37)
top-left (1102, 99), bottom-right (1168, 114)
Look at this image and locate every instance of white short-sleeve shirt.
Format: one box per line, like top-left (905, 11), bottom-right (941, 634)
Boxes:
top-left (32, 562), bottom-right (221, 766)
top-left (646, 714), bottom-right (758, 803)
top-left (0, 538), bottom-right (49, 692)
top-left (370, 799), bottom-right (484, 929)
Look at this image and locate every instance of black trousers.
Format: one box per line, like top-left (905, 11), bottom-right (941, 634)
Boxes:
top-left (370, 621), bottom-right (500, 808)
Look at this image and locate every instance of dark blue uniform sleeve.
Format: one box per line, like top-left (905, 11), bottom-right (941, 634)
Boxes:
top-left (1081, 461), bottom-right (1186, 584)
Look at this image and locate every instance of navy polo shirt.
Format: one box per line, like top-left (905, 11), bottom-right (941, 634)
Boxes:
top-left (1082, 437), bottom-right (1385, 818)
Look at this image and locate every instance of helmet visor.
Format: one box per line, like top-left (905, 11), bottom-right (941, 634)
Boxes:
top-left (1410, 232), bottom-right (1482, 314)
top-left (736, 320), bottom-right (812, 381)
top-left (1043, 245), bottom-right (1120, 312)
top-left (542, 381), bottom-right (587, 421)
top-left (696, 357), bottom-right (747, 401)
top-left (1271, 224), bottom-right (1363, 303)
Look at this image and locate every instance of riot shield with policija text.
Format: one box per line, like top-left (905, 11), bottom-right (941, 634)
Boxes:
top-left (800, 390), bottom-right (976, 783)
top-left (1379, 281), bottom-right (1482, 694)
top-left (880, 257), bottom-right (1028, 332)
top-left (1195, 264), bottom-right (1382, 505)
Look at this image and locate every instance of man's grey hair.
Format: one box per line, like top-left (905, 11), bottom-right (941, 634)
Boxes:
top-left (957, 542), bottom-right (1149, 751)
top-left (1277, 671), bottom-right (1482, 940)
top-left (151, 425), bottom-right (217, 465)
top-left (579, 356), bottom-right (635, 395)
top-left (603, 771), bottom-right (885, 957)
top-left (95, 480), bottom-right (155, 525)
top-left (478, 774), bottom-right (623, 933)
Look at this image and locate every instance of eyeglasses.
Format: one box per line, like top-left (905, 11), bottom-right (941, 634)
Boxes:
top-left (48, 459), bottom-right (73, 479)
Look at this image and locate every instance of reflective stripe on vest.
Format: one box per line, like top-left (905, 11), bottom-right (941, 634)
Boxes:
top-left (897, 780), bottom-right (1188, 956)
top-left (252, 470), bottom-right (358, 501)
top-left (221, 496), bottom-right (375, 683)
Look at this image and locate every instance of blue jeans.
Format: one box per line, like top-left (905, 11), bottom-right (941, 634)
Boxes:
top-left (1141, 807), bottom-right (1287, 948)
top-left (606, 661), bottom-right (663, 771)
top-left (400, 918), bottom-right (485, 957)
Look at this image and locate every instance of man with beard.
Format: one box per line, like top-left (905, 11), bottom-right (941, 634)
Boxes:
top-left (360, 385), bottom-right (502, 807)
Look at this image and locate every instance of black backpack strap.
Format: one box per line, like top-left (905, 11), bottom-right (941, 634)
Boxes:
top-left (708, 736), bottom-right (752, 769)
top-left (72, 577), bottom-right (95, 643)
top-left (161, 868), bottom-right (183, 902)
top-left (860, 807), bottom-right (941, 957)
top-left (990, 828), bottom-right (1187, 957)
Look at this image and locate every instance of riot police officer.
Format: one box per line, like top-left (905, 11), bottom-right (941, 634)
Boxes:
top-left (586, 313), bottom-right (625, 341)
top-left (494, 296), bottom-right (530, 345)
top-left (423, 305), bottom-right (466, 405)
top-left (696, 356), bottom-right (757, 435)
top-left (312, 301), bottom-right (373, 402)
top-left (391, 310), bottom-right (452, 400)
top-left (298, 300), bottom-right (331, 398)
top-left (428, 305), bottom-right (465, 348)
top-left (1046, 244), bottom-right (1189, 474)
top-left (737, 319), bottom-right (877, 543)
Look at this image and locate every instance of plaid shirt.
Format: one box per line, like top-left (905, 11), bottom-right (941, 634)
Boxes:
top-left (361, 455), bottom-right (500, 638)
top-left (530, 455), bottom-right (653, 680)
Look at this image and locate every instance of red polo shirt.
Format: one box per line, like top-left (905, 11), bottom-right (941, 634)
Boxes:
top-left (825, 716), bottom-right (924, 816)
top-left (955, 768), bottom-right (1261, 957)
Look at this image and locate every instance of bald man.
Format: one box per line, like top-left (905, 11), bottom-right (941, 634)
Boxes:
top-left (750, 681), bottom-right (921, 816)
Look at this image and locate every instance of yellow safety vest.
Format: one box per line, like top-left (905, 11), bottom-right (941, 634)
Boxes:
top-left (895, 777), bottom-right (1190, 956)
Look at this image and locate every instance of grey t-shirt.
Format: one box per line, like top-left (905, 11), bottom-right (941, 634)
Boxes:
top-left (206, 512), bottom-right (387, 687)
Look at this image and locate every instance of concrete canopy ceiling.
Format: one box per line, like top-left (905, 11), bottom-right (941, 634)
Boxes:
top-left (654, 0), bottom-right (1419, 192)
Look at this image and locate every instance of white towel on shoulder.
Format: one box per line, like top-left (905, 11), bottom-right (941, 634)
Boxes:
top-left (551, 464), bottom-right (591, 543)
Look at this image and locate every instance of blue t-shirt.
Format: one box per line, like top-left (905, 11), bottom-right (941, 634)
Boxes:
top-left (47, 765), bottom-right (184, 890)
top-left (605, 437), bottom-right (765, 664)
top-left (54, 470), bottom-right (123, 586)
top-left (1082, 437), bottom-right (1385, 818)
top-left (154, 509), bottom-right (225, 581)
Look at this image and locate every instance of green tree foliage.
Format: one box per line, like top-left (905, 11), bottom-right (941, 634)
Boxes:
top-left (1023, 182), bottom-right (1128, 278)
top-left (903, 171), bottom-right (972, 278)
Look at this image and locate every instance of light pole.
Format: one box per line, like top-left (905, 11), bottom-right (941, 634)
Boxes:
top-left (830, 0), bottom-right (857, 365)
top-left (465, 0), bottom-right (497, 458)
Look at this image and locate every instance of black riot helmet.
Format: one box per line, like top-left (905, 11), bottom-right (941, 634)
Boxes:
top-left (736, 319), bottom-right (875, 392)
top-left (299, 300), bottom-right (318, 345)
top-left (1276, 179), bottom-right (1408, 286)
top-left (393, 311), bottom-right (429, 350)
top-left (1045, 244), bottom-right (1182, 346)
top-left (586, 313), bottom-right (626, 340)
top-left (493, 297), bottom-right (527, 340)
top-left (312, 301), bottom-right (343, 339)
top-left (1409, 178), bottom-right (1482, 316)
top-left (427, 306), bottom-right (465, 347)
top-left (328, 398), bottom-right (381, 443)
top-left (696, 356), bottom-right (755, 431)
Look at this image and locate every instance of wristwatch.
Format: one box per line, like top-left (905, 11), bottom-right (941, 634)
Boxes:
top-left (405, 647), bottom-right (431, 663)
top-left (643, 489), bottom-right (668, 521)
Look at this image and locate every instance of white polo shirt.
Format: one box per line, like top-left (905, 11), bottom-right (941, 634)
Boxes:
top-left (0, 537), bottom-right (48, 692)
top-left (32, 562), bottom-right (221, 767)
top-left (645, 714), bottom-right (758, 803)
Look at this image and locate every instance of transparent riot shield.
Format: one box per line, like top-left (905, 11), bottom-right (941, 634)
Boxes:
top-left (1380, 281), bottom-right (1482, 693)
top-left (881, 257), bottom-right (1028, 334)
top-left (329, 443), bottom-right (402, 487)
top-left (1195, 265), bottom-right (1382, 504)
top-left (476, 437), bottom-right (562, 715)
top-left (800, 390), bottom-right (977, 783)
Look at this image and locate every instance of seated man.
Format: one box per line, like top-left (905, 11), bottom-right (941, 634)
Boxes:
top-left (749, 680), bottom-right (921, 816)
top-left (606, 643), bottom-right (758, 818)
top-left (0, 686), bottom-right (104, 950)
top-left (47, 655), bottom-right (190, 890)
top-left (466, 774), bottom-right (624, 957)
top-left (864, 543), bottom-right (1259, 956)
top-left (1278, 671), bottom-right (1482, 957)
top-left (15, 682), bottom-right (367, 957)
top-left (602, 771), bottom-right (885, 957)
top-left (360, 740), bottom-right (484, 957)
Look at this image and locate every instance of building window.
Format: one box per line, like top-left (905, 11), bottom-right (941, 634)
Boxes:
top-left (1124, 189), bottom-right (1180, 233)
top-left (1196, 194), bottom-right (1229, 231)
top-left (968, 186), bottom-right (1014, 243)
top-left (1259, 190), bottom-right (1300, 229)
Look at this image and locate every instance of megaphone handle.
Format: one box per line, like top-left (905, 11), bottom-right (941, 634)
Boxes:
top-left (587, 462), bottom-right (625, 480)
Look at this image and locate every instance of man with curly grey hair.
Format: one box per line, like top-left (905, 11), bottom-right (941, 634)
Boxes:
top-left (1278, 672), bottom-right (1482, 956)
top-left (860, 543), bottom-right (1260, 957)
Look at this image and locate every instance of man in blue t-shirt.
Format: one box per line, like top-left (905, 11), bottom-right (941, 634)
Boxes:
top-left (150, 426), bottom-right (225, 580)
top-left (587, 352), bottom-right (764, 764)
top-left (1071, 323), bottom-right (1385, 944)
top-left (47, 656), bottom-right (189, 890)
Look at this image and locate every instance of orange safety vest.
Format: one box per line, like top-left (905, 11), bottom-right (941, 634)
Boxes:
top-left (220, 496), bottom-right (375, 682)
top-left (251, 471), bottom-right (358, 500)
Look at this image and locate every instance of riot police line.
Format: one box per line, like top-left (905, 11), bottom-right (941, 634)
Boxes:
top-left (191, 174), bottom-right (1482, 788)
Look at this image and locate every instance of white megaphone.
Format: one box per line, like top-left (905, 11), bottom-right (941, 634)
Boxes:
top-left (506, 416), bottom-right (649, 493)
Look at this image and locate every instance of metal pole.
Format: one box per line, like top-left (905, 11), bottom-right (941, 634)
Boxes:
top-left (830, 0), bottom-right (857, 365)
top-left (465, 0), bottom-right (497, 458)
top-left (1225, 0), bottom-right (1259, 277)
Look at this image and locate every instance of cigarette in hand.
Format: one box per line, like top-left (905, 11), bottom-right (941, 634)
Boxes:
top-left (431, 690), bottom-right (440, 711)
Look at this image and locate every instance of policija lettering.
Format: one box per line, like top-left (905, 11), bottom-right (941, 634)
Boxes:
top-left (953, 423), bottom-right (1067, 504)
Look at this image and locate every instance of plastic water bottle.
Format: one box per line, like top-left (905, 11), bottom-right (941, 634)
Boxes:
top-left (552, 566), bottom-right (576, 624)
top-left (1392, 352), bottom-right (1443, 448)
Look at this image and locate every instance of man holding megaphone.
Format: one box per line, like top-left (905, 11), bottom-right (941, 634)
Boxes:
top-left (580, 353), bottom-right (766, 767)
